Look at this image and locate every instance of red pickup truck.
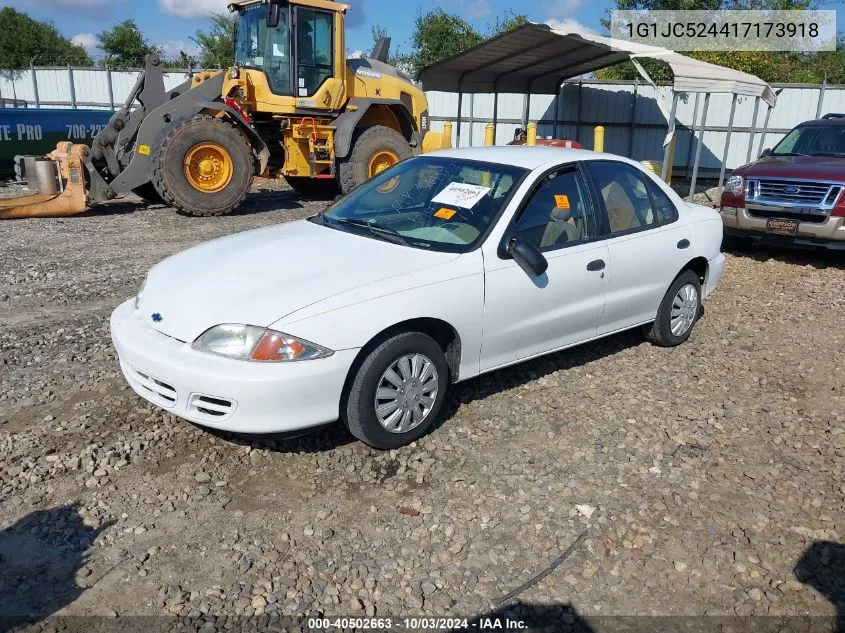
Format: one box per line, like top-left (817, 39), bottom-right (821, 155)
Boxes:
top-left (719, 113), bottom-right (845, 250)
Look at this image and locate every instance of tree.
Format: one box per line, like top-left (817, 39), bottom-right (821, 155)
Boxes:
top-left (404, 9), bottom-right (483, 73)
top-left (0, 8), bottom-right (92, 73)
top-left (489, 10), bottom-right (529, 36)
top-left (97, 19), bottom-right (162, 69)
top-left (192, 13), bottom-right (236, 69)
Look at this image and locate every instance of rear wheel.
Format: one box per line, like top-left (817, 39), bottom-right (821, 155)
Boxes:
top-left (284, 175), bottom-right (340, 200)
top-left (344, 332), bottom-right (449, 449)
top-left (151, 115), bottom-right (254, 217)
top-left (338, 126), bottom-right (412, 194)
top-left (645, 270), bottom-right (702, 347)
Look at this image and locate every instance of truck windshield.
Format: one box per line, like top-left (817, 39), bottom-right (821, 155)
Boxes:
top-left (773, 125), bottom-right (845, 157)
top-left (234, 4), bottom-right (291, 95)
top-left (314, 156), bottom-right (528, 253)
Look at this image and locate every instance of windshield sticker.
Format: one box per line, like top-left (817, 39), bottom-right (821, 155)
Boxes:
top-left (554, 194), bottom-right (571, 209)
top-left (432, 182), bottom-right (491, 209)
top-left (434, 207), bottom-right (457, 220)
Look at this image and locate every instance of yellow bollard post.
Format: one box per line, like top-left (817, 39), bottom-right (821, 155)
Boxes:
top-left (484, 123), bottom-right (495, 146)
top-left (594, 126), bottom-right (605, 152)
top-left (664, 132), bottom-right (677, 185)
top-left (443, 122), bottom-right (454, 147)
top-left (526, 122), bottom-right (537, 146)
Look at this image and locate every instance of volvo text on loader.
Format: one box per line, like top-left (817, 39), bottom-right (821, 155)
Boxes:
top-left (0, 0), bottom-right (450, 219)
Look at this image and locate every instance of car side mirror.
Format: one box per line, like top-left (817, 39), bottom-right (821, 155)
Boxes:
top-left (506, 238), bottom-right (548, 277)
top-left (760, 148), bottom-right (773, 157)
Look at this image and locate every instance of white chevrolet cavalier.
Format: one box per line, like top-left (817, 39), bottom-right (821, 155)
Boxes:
top-left (111, 147), bottom-right (725, 449)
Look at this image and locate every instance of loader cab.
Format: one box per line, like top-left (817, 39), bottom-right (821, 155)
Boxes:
top-left (233, 0), bottom-right (341, 100)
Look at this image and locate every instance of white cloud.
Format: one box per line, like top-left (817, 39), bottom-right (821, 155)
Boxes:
top-left (157, 0), bottom-right (229, 19)
top-left (160, 40), bottom-right (201, 59)
top-left (465, 0), bottom-right (492, 19)
top-left (547, 0), bottom-right (583, 15)
top-left (544, 18), bottom-right (598, 36)
top-left (71, 33), bottom-right (99, 52)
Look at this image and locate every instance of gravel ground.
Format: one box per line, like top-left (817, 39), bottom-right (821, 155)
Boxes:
top-left (1, 181), bottom-right (844, 631)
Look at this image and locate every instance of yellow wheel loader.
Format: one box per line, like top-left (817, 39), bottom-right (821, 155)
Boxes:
top-left (0, 0), bottom-right (451, 219)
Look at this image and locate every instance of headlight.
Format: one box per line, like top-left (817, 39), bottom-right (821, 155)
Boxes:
top-left (192, 324), bottom-right (333, 362)
top-left (134, 275), bottom-right (148, 310)
top-left (725, 175), bottom-right (744, 197)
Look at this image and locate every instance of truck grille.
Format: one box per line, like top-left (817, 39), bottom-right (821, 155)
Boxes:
top-left (747, 178), bottom-right (843, 208)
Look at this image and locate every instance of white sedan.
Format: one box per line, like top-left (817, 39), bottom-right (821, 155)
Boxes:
top-left (111, 147), bottom-right (725, 449)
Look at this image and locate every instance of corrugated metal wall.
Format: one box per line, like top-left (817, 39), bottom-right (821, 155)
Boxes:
top-left (1, 67), bottom-right (843, 175)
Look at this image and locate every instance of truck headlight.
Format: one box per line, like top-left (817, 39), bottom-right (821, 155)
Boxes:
top-left (725, 175), bottom-right (744, 197)
top-left (192, 324), bottom-right (333, 362)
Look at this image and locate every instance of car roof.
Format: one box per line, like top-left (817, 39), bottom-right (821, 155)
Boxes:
top-left (429, 146), bottom-right (617, 170)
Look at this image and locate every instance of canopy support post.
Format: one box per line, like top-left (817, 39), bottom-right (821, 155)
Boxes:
top-left (628, 78), bottom-right (639, 157)
top-left (492, 91), bottom-right (499, 144)
top-left (575, 80), bottom-right (583, 144)
top-left (522, 93), bottom-right (531, 129)
top-left (757, 104), bottom-right (773, 157)
top-left (456, 91), bottom-right (463, 148)
top-left (553, 83), bottom-right (562, 140)
top-left (689, 92), bottom-right (710, 201)
top-left (718, 93), bottom-right (738, 192)
top-left (745, 96), bottom-right (761, 164)
top-left (686, 92), bottom-right (701, 174)
top-left (660, 92), bottom-right (680, 181)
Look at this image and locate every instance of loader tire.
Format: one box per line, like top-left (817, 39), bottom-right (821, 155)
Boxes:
top-left (132, 183), bottom-right (164, 205)
top-left (284, 176), bottom-right (340, 200)
top-left (338, 126), bottom-right (412, 194)
top-left (152, 115), bottom-right (253, 217)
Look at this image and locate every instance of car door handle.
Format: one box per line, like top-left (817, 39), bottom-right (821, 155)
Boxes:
top-left (586, 259), bottom-right (606, 272)
top-left (677, 239), bottom-right (691, 249)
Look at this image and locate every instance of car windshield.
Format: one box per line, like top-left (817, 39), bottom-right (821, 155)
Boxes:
top-left (314, 156), bottom-right (528, 252)
top-left (772, 124), bottom-right (845, 157)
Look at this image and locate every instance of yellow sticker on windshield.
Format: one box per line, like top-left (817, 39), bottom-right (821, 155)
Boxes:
top-left (554, 194), bottom-right (571, 209)
top-left (434, 207), bottom-right (457, 220)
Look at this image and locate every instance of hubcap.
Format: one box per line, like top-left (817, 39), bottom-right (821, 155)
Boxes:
top-left (374, 353), bottom-right (439, 434)
top-left (184, 142), bottom-right (234, 193)
top-left (670, 283), bottom-right (699, 336)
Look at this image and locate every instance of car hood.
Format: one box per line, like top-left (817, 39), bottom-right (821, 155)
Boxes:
top-left (737, 155), bottom-right (845, 181)
top-left (138, 219), bottom-right (459, 343)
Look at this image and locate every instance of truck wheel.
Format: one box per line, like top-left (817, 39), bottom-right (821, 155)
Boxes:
top-left (152, 115), bottom-right (253, 217)
top-left (284, 176), bottom-right (340, 200)
top-left (338, 126), bottom-right (412, 194)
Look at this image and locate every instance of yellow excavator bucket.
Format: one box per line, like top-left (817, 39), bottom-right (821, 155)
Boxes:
top-left (0, 142), bottom-right (89, 220)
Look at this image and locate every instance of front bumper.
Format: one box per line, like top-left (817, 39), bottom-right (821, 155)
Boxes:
top-left (110, 299), bottom-right (359, 434)
top-left (719, 206), bottom-right (845, 249)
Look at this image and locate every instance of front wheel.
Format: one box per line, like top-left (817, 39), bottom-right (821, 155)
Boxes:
top-left (645, 270), bottom-right (702, 347)
top-left (344, 332), bottom-right (449, 449)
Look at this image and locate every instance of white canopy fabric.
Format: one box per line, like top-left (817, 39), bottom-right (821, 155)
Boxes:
top-left (417, 23), bottom-right (777, 107)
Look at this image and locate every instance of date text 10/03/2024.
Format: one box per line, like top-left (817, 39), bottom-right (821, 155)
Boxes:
top-left (306, 617), bottom-right (528, 630)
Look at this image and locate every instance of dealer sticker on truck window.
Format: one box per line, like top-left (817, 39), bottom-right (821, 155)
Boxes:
top-left (432, 183), bottom-right (491, 209)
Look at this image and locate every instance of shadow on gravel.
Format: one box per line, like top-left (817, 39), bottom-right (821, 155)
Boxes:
top-left (0, 504), bottom-right (113, 625)
top-left (458, 602), bottom-right (596, 632)
top-left (723, 242), bottom-right (845, 270)
top-left (200, 421), bottom-right (356, 454)
top-left (795, 541), bottom-right (845, 632)
top-left (78, 190), bottom-right (306, 218)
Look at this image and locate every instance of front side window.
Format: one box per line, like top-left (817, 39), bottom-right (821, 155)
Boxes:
top-left (316, 156), bottom-right (527, 253)
top-left (514, 168), bottom-right (595, 251)
top-left (587, 161), bottom-right (658, 235)
top-left (235, 4), bottom-right (291, 95)
top-left (296, 7), bottom-right (333, 96)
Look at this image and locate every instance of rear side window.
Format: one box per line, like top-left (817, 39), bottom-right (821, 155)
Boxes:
top-left (646, 178), bottom-right (678, 224)
top-left (586, 161), bottom-right (658, 235)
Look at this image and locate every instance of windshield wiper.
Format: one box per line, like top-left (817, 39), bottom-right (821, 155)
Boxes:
top-left (773, 152), bottom-right (809, 157)
top-left (333, 218), bottom-right (410, 246)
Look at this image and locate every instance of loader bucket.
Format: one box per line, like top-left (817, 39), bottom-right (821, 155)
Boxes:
top-left (0, 142), bottom-right (88, 219)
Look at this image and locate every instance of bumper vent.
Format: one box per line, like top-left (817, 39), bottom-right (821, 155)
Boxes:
top-left (188, 394), bottom-right (236, 421)
top-left (127, 366), bottom-right (177, 408)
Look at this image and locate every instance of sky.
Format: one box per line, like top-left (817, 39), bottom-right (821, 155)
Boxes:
top-left (3, 0), bottom-right (844, 62)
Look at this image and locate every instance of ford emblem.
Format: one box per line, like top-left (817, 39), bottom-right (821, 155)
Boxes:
top-left (151, 313), bottom-right (163, 323)
top-left (783, 185), bottom-right (801, 194)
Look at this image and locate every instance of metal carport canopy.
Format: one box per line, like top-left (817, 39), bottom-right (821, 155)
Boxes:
top-left (416, 22), bottom-right (776, 107)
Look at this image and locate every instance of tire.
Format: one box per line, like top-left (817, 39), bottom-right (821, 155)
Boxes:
top-left (338, 125), bottom-right (413, 194)
top-left (344, 332), bottom-right (449, 450)
top-left (132, 182), bottom-right (164, 205)
top-left (284, 175), bottom-right (340, 200)
top-left (151, 115), bottom-right (254, 217)
top-left (645, 270), bottom-right (702, 347)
